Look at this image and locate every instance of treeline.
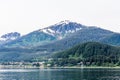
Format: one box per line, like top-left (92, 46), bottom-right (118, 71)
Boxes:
top-left (52, 42), bottom-right (120, 67)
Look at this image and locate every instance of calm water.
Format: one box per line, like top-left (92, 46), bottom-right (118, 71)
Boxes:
top-left (0, 68), bottom-right (120, 80)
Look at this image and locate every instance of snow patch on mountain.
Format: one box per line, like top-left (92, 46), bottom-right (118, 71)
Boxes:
top-left (54, 20), bottom-right (70, 26)
top-left (0, 37), bottom-right (7, 41)
top-left (40, 28), bottom-right (55, 36)
top-left (0, 32), bottom-right (21, 44)
top-left (39, 20), bottom-right (85, 39)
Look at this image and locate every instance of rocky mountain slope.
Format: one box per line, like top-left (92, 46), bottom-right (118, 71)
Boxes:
top-left (0, 32), bottom-right (20, 45)
top-left (35, 27), bottom-right (120, 53)
top-left (3, 20), bottom-right (86, 47)
top-left (0, 21), bottom-right (120, 62)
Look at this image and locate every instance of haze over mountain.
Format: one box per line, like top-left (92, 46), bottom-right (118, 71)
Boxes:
top-left (2, 20), bottom-right (86, 48)
top-left (36, 27), bottom-right (120, 53)
top-left (0, 21), bottom-right (120, 62)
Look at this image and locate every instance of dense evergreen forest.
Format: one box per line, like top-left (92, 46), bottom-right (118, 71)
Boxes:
top-left (51, 42), bottom-right (120, 67)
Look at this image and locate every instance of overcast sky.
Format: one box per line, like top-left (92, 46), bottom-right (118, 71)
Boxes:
top-left (0, 0), bottom-right (120, 36)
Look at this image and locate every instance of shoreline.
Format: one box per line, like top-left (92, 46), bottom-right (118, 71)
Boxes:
top-left (49, 66), bottom-right (120, 69)
top-left (0, 65), bottom-right (120, 69)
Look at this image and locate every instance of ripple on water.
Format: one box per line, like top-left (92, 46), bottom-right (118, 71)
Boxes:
top-left (0, 69), bottom-right (37, 73)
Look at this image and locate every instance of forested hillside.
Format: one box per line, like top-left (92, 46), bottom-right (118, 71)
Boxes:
top-left (52, 42), bottom-right (120, 66)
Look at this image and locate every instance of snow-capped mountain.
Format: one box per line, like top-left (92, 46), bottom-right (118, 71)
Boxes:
top-left (2, 20), bottom-right (86, 47)
top-left (1, 21), bottom-right (120, 61)
top-left (0, 32), bottom-right (20, 44)
top-left (39, 20), bottom-right (86, 39)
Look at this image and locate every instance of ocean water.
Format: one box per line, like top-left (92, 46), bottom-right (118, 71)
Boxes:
top-left (0, 68), bottom-right (119, 80)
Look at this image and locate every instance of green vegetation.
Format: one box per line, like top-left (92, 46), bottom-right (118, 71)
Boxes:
top-left (38, 27), bottom-right (120, 52)
top-left (101, 33), bottom-right (120, 46)
top-left (4, 31), bottom-right (56, 47)
top-left (52, 42), bottom-right (120, 67)
top-left (1, 27), bottom-right (120, 62)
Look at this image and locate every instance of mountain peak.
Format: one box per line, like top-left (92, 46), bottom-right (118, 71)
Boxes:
top-left (0, 32), bottom-right (20, 41)
top-left (55, 20), bottom-right (71, 25)
top-left (39, 21), bottom-right (86, 39)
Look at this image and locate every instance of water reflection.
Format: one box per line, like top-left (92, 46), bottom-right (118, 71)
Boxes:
top-left (0, 68), bottom-right (119, 80)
